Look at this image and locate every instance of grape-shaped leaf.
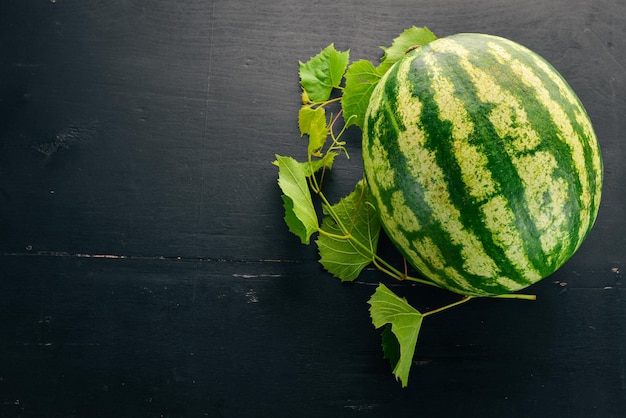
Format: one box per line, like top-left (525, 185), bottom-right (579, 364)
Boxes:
top-left (316, 179), bottom-right (381, 281)
top-left (299, 44), bottom-right (349, 103)
top-left (298, 106), bottom-right (322, 136)
top-left (275, 155), bottom-right (318, 244)
top-left (273, 153), bottom-right (336, 178)
top-left (377, 26), bottom-right (437, 74)
top-left (368, 283), bottom-right (424, 387)
top-left (341, 60), bottom-right (383, 129)
top-left (381, 324), bottom-right (400, 370)
top-left (298, 106), bottom-right (329, 157)
top-left (302, 152), bottom-right (336, 177)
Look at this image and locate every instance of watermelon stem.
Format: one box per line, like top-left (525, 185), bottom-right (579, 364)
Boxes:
top-left (491, 293), bottom-right (537, 301)
top-left (405, 45), bottom-right (422, 54)
top-left (371, 258), bottom-right (435, 287)
top-left (402, 274), bottom-right (444, 288)
top-left (310, 96), bottom-right (342, 108)
top-left (423, 296), bottom-right (473, 317)
top-left (317, 228), bottom-right (349, 241)
top-left (328, 109), bottom-right (350, 159)
top-left (371, 252), bottom-right (440, 288)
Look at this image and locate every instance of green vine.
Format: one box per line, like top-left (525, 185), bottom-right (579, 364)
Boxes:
top-left (274, 26), bottom-right (535, 387)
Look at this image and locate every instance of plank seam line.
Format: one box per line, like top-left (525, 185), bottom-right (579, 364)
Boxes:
top-left (1, 251), bottom-right (302, 264)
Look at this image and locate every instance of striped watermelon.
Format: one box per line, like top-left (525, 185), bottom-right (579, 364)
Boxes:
top-left (362, 33), bottom-right (603, 297)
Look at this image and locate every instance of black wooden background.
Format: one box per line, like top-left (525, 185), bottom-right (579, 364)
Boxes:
top-left (1, 1), bottom-right (624, 417)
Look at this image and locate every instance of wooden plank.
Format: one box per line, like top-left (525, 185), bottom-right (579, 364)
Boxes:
top-left (0, 255), bottom-right (624, 416)
top-left (1, 0), bottom-right (622, 262)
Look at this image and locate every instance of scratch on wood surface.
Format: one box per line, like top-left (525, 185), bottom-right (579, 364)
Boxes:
top-left (244, 289), bottom-right (258, 303)
top-left (232, 273), bottom-right (283, 278)
top-left (5, 250), bottom-right (151, 260)
top-left (343, 402), bottom-right (379, 411)
top-left (32, 120), bottom-right (99, 159)
top-left (3, 249), bottom-right (294, 261)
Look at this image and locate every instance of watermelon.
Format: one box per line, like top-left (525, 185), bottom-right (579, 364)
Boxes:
top-left (362, 33), bottom-right (603, 297)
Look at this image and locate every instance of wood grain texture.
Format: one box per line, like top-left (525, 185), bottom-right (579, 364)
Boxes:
top-left (0, 256), bottom-right (624, 416)
top-left (1, 0), bottom-right (625, 416)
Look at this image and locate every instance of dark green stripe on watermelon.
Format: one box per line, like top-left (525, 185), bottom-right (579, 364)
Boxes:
top-left (413, 51), bottom-right (542, 284)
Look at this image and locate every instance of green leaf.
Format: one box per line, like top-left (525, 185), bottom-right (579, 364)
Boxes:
top-left (274, 153), bottom-right (336, 178)
top-left (298, 106), bottom-right (329, 156)
top-left (316, 179), bottom-right (381, 281)
top-left (368, 283), bottom-right (424, 387)
top-left (329, 47), bottom-right (350, 88)
top-left (299, 44), bottom-right (349, 103)
top-left (298, 106), bottom-right (321, 136)
top-left (377, 26), bottom-right (437, 74)
top-left (275, 155), bottom-right (319, 244)
top-left (302, 152), bottom-right (336, 177)
top-left (381, 324), bottom-right (401, 370)
top-left (341, 60), bottom-right (383, 129)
